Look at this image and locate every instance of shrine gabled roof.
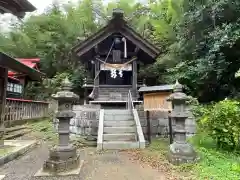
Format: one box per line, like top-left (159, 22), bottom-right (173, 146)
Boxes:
top-left (0, 0), bottom-right (36, 18)
top-left (72, 9), bottom-right (161, 59)
top-left (16, 58), bottom-right (40, 69)
top-left (0, 52), bottom-right (44, 81)
top-left (8, 58), bottom-right (40, 77)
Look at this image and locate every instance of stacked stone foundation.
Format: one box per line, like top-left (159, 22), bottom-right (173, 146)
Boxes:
top-left (53, 104), bottom-right (196, 140)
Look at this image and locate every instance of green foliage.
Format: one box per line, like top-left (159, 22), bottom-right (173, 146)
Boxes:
top-left (24, 72), bottom-right (70, 100)
top-left (163, 0), bottom-right (240, 102)
top-left (0, 0), bottom-right (99, 100)
top-left (2, 0), bottom-right (240, 102)
top-left (188, 133), bottom-right (240, 180)
top-left (194, 100), bottom-right (240, 151)
top-left (27, 119), bottom-right (58, 144)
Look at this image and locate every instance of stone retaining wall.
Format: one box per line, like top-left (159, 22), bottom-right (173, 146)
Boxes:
top-left (53, 105), bottom-right (100, 137)
top-left (136, 105), bottom-right (196, 139)
top-left (53, 104), bottom-right (196, 138)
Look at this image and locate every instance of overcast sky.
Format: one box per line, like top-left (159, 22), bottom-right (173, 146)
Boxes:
top-left (0, 0), bottom-right (146, 31)
top-left (0, 0), bottom-right (110, 31)
top-left (28, 0), bottom-right (112, 13)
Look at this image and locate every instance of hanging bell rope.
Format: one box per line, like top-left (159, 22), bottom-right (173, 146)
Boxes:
top-left (89, 41), bottom-right (115, 99)
top-left (122, 37), bottom-right (127, 58)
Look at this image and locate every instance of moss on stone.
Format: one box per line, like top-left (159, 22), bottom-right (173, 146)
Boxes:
top-left (0, 146), bottom-right (14, 157)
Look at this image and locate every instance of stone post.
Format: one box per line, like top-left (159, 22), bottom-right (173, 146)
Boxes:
top-left (83, 78), bottom-right (87, 105)
top-left (167, 80), bottom-right (197, 165)
top-left (43, 77), bottom-right (80, 173)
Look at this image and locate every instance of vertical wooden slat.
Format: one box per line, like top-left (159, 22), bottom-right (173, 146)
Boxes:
top-left (143, 92), bottom-right (172, 111)
top-left (132, 60), bottom-right (137, 97)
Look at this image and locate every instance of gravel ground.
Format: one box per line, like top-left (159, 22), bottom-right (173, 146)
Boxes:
top-left (0, 133), bottom-right (168, 180)
top-left (0, 144), bottom-right (167, 180)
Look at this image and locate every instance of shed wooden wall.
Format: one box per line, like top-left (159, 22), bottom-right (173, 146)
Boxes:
top-left (143, 92), bottom-right (172, 111)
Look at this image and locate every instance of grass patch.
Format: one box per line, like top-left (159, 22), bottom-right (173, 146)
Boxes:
top-left (190, 134), bottom-right (240, 180)
top-left (26, 119), bottom-right (95, 148)
top-left (124, 138), bottom-right (194, 179)
top-left (27, 119), bottom-right (58, 144)
top-left (135, 135), bottom-right (240, 180)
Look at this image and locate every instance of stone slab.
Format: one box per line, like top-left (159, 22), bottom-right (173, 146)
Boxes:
top-left (102, 141), bottom-right (139, 150)
top-left (0, 140), bottom-right (37, 166)
top-left (34, 160), bottom-right (84, 176)
top-left (0, 175), bottom-right (5, 180)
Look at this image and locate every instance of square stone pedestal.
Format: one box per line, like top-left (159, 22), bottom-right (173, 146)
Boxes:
top-left (35, 159), bottom-right (84, 176)
top-left (35, 145), bottom-right (84, 176)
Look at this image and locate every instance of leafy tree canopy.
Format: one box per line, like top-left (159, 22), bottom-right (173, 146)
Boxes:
top-left (1, 0), bottom-right (240, 102)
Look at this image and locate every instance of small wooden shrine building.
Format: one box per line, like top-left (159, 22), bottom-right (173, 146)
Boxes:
top-left (72, 9), bottom-right (160, 107)
top-left (7, 58), bottom-right (41, 98)
top-left (138, 85), bottom-right (174, 111)
top-left (0, 0), bottom-right (43, 121)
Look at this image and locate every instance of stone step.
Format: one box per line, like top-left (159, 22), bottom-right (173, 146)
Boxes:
top-left (4, 129), bottom-right (31, 140)
top-left (102, 141), bottom-right (139, 149)
top-left (5, 125), bottom-right (27, 133)
top-left (99, 91), bottom-right (130, 93)
top-left (103, 133), bottom-right (136, 141)
top-left (104, 110), bottom-right (132, 115)
top-left (99, 88), bottom-right (131, 91)
top-left (104, 115), bottom-right (133, 121)
top-left (99, 92), bottom-right (133, 95)
top-left (104, 120), bottom-right (135, 127)
top-left (96, 98), bottom-right (129, 101)
top-left (104, 127), bottom-right (136, 134)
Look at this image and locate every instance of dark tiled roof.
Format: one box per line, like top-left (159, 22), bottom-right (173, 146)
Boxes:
top-left (0, 0), bottom-right (36, 18)
top-left (138, 85), bottom-right (174, 93)
top-left (71, 9), bottom-right (161, 60)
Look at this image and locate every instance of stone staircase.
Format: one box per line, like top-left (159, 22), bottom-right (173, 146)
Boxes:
top-left (4, 125), bottom-right (31, 140)
top-left (96, 87), bottom-right (136, 101)
top-left (97, 109), bottom-right (144, 150)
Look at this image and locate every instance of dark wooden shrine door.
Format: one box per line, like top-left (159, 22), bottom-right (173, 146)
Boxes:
top-left (106, 71), bottom-right (124, 85)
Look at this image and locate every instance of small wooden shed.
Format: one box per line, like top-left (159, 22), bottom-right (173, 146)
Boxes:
top-left (138, 85), bottom-right (174, 143)
top-left (138, 85), bottom-right (174, 111)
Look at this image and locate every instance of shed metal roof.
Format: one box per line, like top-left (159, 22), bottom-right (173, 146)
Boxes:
top-left (138, 85), bottom-right (174, 93)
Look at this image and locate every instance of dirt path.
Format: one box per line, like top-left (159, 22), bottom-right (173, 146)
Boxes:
top-left (0, 142), bottom-right (169, 180)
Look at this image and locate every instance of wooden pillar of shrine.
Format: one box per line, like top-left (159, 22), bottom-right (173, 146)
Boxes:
top-left (0, 67), bottom-right (7, 121)
top-left (94, 59), bottom-right (100, 98)
top-left (0, 67), bottom-right (7, 146)
top-left (132, 60), bottom-right (137, 97)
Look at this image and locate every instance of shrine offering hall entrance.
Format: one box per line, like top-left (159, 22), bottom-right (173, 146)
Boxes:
top-left (99, 70), bottom-right (132, 85)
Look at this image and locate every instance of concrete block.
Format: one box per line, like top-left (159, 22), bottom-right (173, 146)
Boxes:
top-left (0, 140), bottom-right (37, 166)
top-left (151, 126), bottom-right (158, 134)
top-left (151, 119), bottom-right (159, 126)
